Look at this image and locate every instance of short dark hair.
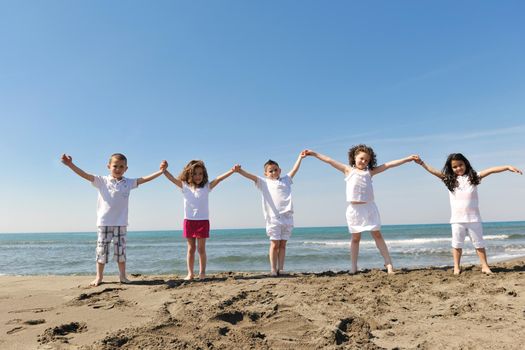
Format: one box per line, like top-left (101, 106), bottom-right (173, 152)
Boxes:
top-left (109, 153), bottom-right (127, 164)
top-left (264, 159), bottom-right (279, 170)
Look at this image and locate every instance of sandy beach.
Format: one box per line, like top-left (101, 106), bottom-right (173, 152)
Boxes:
top-left (1, 259), bottom-right (524, 350)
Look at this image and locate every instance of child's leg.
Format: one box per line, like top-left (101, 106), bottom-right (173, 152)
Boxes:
top-left (114, 226), bottom-right (129, 283)
top-left (118, 262), bottom-right (130, 283)
top-left (371, 230), bottom-right (394, 274)
top-left (277, 240), bottom-right (287, 273)
top-left (451, 224), bottom-right (467, 275)
top-left (467, 222), bottom-right (491, 274)
top-left (91, 262), bottom-right (105, 286)
top-left (269, 240), bottom-right (279, 276)
top-left (452, 248), bottom-right (462, 275)
top-left (92, 226), bottom-right (112, 286)
top-left (197, 238), bottom-right (207, 279)
top-left (185, 238), bottom-right (197, 280)
top-left (350, 232), bottom-right (361, 274)
top-left (475, 248), bottom-right (492, 274)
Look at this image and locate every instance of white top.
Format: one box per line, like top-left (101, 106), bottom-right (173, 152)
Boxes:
top-left (182, 182), bottom-right (211, 220)
top-left (255, 175), bottom-right (293, 223)
top-left (449, 175), bottom-right (482, 223)
top-left (345, 169), bottom-right (374, 202)
top-left (92, 175), bottom-right (138, 226)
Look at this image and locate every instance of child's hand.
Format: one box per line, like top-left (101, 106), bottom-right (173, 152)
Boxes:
top-left (160, 160), bottom-right (168, 171)
top-left (508, 166), bottom-right (523, 175)
top-left (300, 150), bottom-right (308, 158)
top-left (232, 164), bottom-right (241, 172)
top-left (410, 155), bottom-right (423, 165)
top-left (303, 149), bottom-right (315, 157)
top-left (61, 154), bottom-right (73, 166)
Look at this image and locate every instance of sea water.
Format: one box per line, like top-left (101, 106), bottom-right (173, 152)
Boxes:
top-left (1, 222), bottom-right (524, 276)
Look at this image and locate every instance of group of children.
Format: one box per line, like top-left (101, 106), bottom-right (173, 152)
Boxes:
top-left (61, 146), bottom-right (522, 286)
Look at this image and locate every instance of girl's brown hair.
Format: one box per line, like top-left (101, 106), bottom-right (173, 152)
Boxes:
top-left (178, 160), bottom-right (209, 188)
top-left (348, 144), bottom-right (377, 170)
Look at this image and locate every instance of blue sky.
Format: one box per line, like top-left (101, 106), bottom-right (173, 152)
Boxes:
top-left (1, 1), bottom-right (524, 233)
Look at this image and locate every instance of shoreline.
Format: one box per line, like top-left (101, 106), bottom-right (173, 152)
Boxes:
top-left (1, 259), bottom-right (525, 349)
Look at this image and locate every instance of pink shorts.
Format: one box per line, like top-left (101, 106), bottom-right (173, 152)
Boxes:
top-left (183, 219), bottom-right (210, 239)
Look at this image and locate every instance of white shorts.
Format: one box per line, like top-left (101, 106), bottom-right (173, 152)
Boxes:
top-left (451, 222), bottom-right (485, 248)
top-left (346, 202), bottom-right (381, 234)
top-left (266, 215), bottom-right (293, 241)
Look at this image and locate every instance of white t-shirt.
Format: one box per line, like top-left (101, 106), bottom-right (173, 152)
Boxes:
top-left (345, 168), bottom-right (374, 202)
top-left (255, 175), bottom-right (293, 224)
top-left (92, 175), bottom-right (138, 226)
top-left (182, 183), bottom-right (211, 220)
top-left (448, 175), bottom-right (482, 223)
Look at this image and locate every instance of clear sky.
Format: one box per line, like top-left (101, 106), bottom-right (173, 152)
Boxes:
top-left (1, 1), bottom-right (524, 233)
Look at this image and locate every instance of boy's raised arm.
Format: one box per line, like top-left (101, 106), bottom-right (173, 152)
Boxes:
top-left (371, 154), bottom-right (418, 176)
top-left (233, 164), bottom-right (258, 183)
top-left (479, 165), bottom-right (523, 179)
top-left (137, 160), bottom-right (167, 185)
top-left (304, 150), bottom-right (349, 175)
top-left (210, 167), bottom-right (236, 189)
top-left (287, 150), bottom-right (307, 178)
top-left (61, 154), bottom-right (95, 182)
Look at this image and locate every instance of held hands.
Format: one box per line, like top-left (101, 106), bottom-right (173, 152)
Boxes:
top-left (232, 164), bottom-right (241, 173)
top-left (160, 160), bottom-right (168, 172)
top-left (303, 149), bottom-right (316, 157)
top-left (299, 150), bottom-right (308, 158)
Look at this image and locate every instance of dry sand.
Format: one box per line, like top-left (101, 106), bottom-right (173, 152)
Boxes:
top-left (1, 259), bottom-right (524, 349)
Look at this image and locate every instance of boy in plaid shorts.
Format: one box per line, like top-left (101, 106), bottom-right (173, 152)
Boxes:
top-left (61, 153), bottom-right (167, 286)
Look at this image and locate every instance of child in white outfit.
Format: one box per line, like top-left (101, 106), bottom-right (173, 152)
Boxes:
top-left (61, 153), bottom-right (166, 286)
top-left (306, 146), bottom-right (418, 274)
top-left (233, 151), bottom-right (306, 276)
top-left (416, 153), bottom-right (522, 274)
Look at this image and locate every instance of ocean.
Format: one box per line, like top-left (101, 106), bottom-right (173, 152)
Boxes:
top-left (1, 222), bottom-right (525, 276)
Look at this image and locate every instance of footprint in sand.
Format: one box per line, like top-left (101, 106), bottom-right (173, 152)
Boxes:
top-left (68, 287), bottom-right (132, 310)
top-left (38, 322), bottom-right (87, 344)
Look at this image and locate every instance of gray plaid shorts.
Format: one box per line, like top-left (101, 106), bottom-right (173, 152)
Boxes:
top-left (96, 226), bottom-right (127, 263)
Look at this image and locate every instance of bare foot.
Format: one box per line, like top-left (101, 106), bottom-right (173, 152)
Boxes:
top-left (119, 276), bottom-right (131, 284)
top-left (90, 278), bottom-right (102, 287)
top-left (481, 267), bottom-right (493, 274)
top-left (385, 264), bottom-right (395, 275)
top-left (183, 274), bottom-right (194, 281)
top-left (453, 267), bottom-right (461, 275)
top-left (270, 270), bottom-right (278, 277)
top-left (349, 268), bottom-right (357, 275)
top-left (277, 270), bottom-right (288, 276)
top-left (198, 273), bottom-right (206, 280)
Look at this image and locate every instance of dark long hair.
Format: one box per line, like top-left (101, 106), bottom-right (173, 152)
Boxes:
top-left (348, 144), bottom-right (377, 170)
top-left (442, 153), bottom-right (480, 192)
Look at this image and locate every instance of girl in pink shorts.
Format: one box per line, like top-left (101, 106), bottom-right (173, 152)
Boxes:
top-left (164, 160), bottom-right (236, 280)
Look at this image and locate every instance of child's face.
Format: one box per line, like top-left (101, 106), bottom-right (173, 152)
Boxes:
top-left (264, 164), bottom-right (281, 180)
top-left (192, 167), bottom-right (204, 185)
top-left (108, 158), bottom-right (128, 179)
top-left (354, 151), bottom-right (371, 170)
top-left (451, 160), bottom-right (466, 176)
